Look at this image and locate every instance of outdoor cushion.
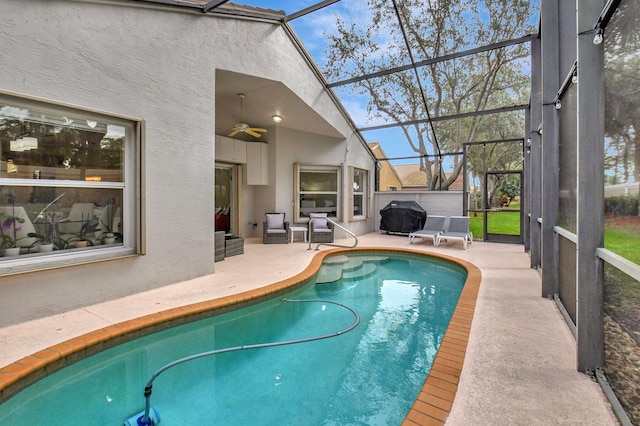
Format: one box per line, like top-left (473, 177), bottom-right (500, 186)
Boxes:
top-left (309, 212), bottom-right (329, 229)
top-left (266, 213), bottom-right (285, 229)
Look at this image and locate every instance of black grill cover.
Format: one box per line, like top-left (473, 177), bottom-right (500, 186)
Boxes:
top-left (379, 200), bottom-right (427, 234)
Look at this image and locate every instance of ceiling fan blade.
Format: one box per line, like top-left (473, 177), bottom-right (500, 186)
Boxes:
top-left (228, 130), bottom-right (240, 137)
top-left (246, 130), bottom-right (262, 138)
top-left (249, 128), bottom-right (267, 133)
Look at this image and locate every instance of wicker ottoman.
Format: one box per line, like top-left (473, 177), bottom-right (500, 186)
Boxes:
top-left (225, 236), bottom-right (244, 257)
top-left (215, 231), bottom-right (225, 262)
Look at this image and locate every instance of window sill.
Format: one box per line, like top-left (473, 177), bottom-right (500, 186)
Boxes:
top-left (0, 246), bottom-right (138, 277)
top-left (350, 216), bottom-right (368, 222)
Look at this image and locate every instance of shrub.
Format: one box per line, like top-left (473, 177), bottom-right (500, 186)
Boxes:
top-left (605, 196), bottom-right (639, 216)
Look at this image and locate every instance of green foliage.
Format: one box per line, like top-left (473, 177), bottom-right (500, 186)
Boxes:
top-left (498, 179), bottom-right (520, 206)
top-left (603, 1), bottom-right (640, 186)
top-left (76, 219), bottom-right (101, 241)
top-left (605, 196), bottom-right (639, 216)
top-left (324, 0), bottom-right (535, 189)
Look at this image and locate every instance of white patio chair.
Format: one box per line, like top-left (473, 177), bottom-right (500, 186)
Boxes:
top-left (435, 216), bottom-right (473, 249)
top-left (408, 215), bottom-right (446, 245)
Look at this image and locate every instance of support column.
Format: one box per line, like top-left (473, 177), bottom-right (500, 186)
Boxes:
top-left (576, 0), bottom-right (605, 372)
top-left (540, 0), bottom-right (560, 298)
top-left (529, 37), bottom-right (543, 269)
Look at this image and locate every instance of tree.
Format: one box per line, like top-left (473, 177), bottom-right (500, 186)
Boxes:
top-left (324, 0), bottom-right (534, 189)
top-left (603, 0), bottom-right (640, 218)
top-left (498, 178), bottom-right (520, 207)
top-left (604, 0), bottom-right (640, 184)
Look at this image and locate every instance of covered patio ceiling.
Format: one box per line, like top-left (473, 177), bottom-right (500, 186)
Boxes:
top-left (215, 70), bottom-right (345, 141)
top-left (137, 0), bottom-right (541, 161)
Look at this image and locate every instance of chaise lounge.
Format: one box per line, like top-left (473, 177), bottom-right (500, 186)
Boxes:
top-left (435, 216), bottom-right (473, 249)
top-left (408, 215), bottom-right (446, 245)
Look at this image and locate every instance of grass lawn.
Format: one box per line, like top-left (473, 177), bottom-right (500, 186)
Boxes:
top-left (469, 211), bottom-right (640, 266)
top-left (469, 211), bottom-right (520, 239)
top-left (605, 224), bottom-right (640, 265)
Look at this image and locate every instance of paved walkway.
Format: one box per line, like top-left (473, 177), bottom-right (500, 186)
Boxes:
top-left (0, 233), bottom-right (618, 424)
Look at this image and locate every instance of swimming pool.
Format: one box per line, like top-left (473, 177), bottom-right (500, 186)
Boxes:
top-left (0, 249), bottom-right (480, 425)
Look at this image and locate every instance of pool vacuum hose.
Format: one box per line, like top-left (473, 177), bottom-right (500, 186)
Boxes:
top-left (122, 298), bottom-right (360, 425)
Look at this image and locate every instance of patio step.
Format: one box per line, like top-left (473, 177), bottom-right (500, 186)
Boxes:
top-left (342, 262), bottom-right (377, 280)
top-left (316, 255), bottom-right (389, 284)
top-left (322, 255), bottom-right (351, 265)
top-left (316, 265), bottom-right (344, 284)
top-left (358, 255), bottom-right (390, 263)
top-left (340, 258), bottom-right (364, 272)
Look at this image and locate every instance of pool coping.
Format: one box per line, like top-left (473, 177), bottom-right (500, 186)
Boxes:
top-left (0, 247), bottom-right (481, 425)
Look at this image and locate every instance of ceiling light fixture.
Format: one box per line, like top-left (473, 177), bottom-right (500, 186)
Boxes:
top-left (272, 115), bottom-right (282, 124)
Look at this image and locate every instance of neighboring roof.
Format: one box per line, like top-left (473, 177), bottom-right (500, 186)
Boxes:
top-left (395, 163), bottom-right (464, 190)
top-left (368, 142), bottom-right (404, 185)
top-left (395, 164), bottom-right (426, 186)
top-left (368, 142), bottom-right (383, 157)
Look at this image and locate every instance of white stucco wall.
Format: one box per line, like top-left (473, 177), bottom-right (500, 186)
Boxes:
top-left (0, 0), bottom-right (375, 325)
top-left (374, 191), bottom-right (464, 231)
top-left (271, 127), bottom-right (374, 239)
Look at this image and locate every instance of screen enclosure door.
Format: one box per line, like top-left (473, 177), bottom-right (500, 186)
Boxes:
top-left (482, 171), bottom-right (523, 244)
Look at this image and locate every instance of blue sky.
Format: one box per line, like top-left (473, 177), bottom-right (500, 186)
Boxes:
top-left (235, 1), bottom-right (540, 162)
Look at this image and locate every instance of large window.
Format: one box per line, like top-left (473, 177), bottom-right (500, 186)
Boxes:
top-left (0, 92), bottom-right (141, 270)
top-left (351, 167), bottom-right (367, 219)
top-left (295, 164), bottom-right (341, 221)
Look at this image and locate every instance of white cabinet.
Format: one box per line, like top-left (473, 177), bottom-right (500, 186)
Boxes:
top-left (245, 143), bottom-right (268, 185)
top-left (215, 135), bottom-right (246, 163)
top-left (216, 135), bottom-right (267, 185)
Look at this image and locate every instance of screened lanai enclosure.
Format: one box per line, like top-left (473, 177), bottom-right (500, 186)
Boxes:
top-left (245, 1), bottom-right (637, 422)
top-left (223, 0), bottom-right (537, 241)
top-left (1, 0), bottom-right (638, 423)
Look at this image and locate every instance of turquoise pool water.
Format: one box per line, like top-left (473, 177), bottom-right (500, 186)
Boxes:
top-left (0, 253), bottom-right (466, 425)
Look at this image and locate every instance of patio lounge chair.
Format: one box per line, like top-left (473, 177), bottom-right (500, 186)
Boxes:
top-left (435, 216), bottom-right (473, 249)
top-left (408, 215), bottom-right (446, 245)
top-left (263, 212), bottom-right (289, 244)
top-left (309, 212), bottom-right (334, 243)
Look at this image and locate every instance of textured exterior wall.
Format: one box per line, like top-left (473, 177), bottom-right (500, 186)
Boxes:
top-left (0, 0), bottom-right (375, 325)
top-left (374, 191), bottom-right (464, 231)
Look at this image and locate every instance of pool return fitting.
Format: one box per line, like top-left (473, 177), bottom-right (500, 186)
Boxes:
top-left (123, 298), bottom-right (360, 426)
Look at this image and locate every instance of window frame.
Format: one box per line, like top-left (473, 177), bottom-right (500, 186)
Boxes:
top-left (350, 166), bottom-right (368, 220)
top-left (0, 90), bottom-right (144, 275)
top-left (294, 163), bottom-right (342, 223)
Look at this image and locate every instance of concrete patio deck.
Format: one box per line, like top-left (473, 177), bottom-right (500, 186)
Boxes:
top-left (0, 233), bottom-right (618, 424)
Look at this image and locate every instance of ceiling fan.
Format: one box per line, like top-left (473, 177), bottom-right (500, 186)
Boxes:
top-left (228, 93), bottom-right (267, 138)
